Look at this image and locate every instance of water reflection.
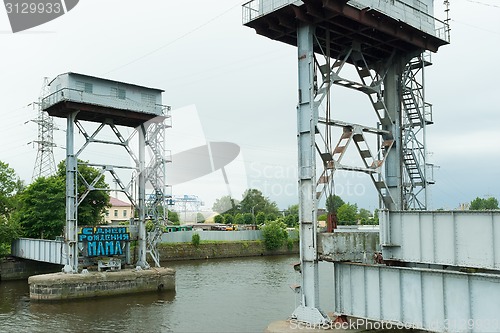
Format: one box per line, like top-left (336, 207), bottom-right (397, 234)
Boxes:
top-left (0, 256), bottom-right (338, 333)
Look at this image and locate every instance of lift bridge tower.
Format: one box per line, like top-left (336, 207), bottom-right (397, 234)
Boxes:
top-left (244, 0), bottom-right (449, 325)
top-left (42, 72), bottom-right (171, 272)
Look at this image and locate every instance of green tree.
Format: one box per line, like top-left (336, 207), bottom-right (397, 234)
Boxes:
top-left (0, 161), bottom-right (23, 255)
top-left (16, 161), bottom-right (110, 239)
top-left (214, 214), bottom-right (224, 224)
top-left (372, 209), bottom-right (380, 224)
top-left (266, 213), bottom-right (278, 222)
top-left (212, 195), bottom-right (239, 214)
top-left (240, 189), bottom-right (279, 216)
top-left (285, 204), bottom-right (299, 216)
top-left (365, 208), bottom-right (379, 225)
top-left (146, 219), bottom-right (154, 232)
top-left (261, 219), bottom-right (288, 251)
top-left (168, 210), bottom-right (180, 225)
top-left (357, 208), bottom-right (371, 224)
top-left (326, 195), bottom-right (344, 214)
top-left (56, 161), bottom-right (110, 226)
top-left (223, 214), bottom-right (234, 225)
top-left (15, 176), bottom-right (66, 239)
top-left (242, 212), bottom-right (254, 225)
top-left (284, 214), bottom-right (298, 227)
top-left (0, 215), bottom-right (20, 256)
top-left (337, 203), bottom-right (358, 225)
top-left (234, 213), bottom-right (245, 225)
top-left (284, 204), bottom-right (299, 227)
top-left (255, 211), bottom-right (266, 225)
top-left (0, 161), bottom-right (23, 218)
top-left (470, 197), bottom-right (499, 210)
top-left (196, 212), bottom-right (205, 223)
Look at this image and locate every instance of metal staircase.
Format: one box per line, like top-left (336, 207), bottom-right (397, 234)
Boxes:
top-left (313, 45), bottom-right (399, 209)
top-left (144, 108), bottom-right (172, 267)
top-left (401, 52), bottom-right (433, 209)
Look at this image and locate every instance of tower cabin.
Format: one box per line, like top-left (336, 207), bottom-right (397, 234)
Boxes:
top-left (243, 0), bottom-right (449, 66)
top-left (41, 72), bottom-right (165, 127)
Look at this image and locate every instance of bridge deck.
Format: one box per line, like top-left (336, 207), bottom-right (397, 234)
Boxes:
top-left (11, 238), bottom-right (64, 265)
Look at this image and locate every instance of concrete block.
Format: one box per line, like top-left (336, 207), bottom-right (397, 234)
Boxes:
top-left (28, 267), bottom-right (175, 301)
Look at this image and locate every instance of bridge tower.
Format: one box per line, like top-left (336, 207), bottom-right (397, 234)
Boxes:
top-left (243, 0), bottom-right (449, 325)
top-left (42, 72), bottom-right (171, 273)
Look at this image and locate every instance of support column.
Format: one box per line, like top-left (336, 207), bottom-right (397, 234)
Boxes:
top-left (64, 111), bottom-right (79, 273)
top-left (291, 23), bottom-right (329, 325)
top-left (384, 61), bottom-right (404, 210)
top-left (136, 125), bottom-right (149, 269)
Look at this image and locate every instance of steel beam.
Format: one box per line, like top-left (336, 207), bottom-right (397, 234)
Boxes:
top-left (136, 125), bottom-right (149, 269)
top-left (291, 23), bottom-right (330, 326)
top-left (383, 60), bottom-right (405, 210)
top-left (334, 262), bottom-right (500, 333)
top-left (63, 111), bottom-right (79, 273)
top-left (381, 210), bottom-right (500, 270)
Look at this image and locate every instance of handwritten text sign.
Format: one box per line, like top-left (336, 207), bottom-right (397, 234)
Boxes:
top-left (78, 226), bottom-right (130, 257)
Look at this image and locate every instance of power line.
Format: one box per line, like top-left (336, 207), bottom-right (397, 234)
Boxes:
top-left (104, 1), bottom-right (244, 75)
top-left (451, 19), bottom-right (500, 35)
top-left (466, 0), bottom-right (500, 9)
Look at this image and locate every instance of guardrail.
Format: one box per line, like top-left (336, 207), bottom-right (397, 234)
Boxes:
top-left (42, 88), bottom-right (169, 116)
top-left (242, 0), bottom-right (450, 43)
top-left (242, 0), bottom-right (294, 24)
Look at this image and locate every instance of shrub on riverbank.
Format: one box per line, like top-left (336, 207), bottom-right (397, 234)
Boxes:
top-left (261, 219), bottom-right (288, 251)
top-left (191, 233), bottom-right (200, 248)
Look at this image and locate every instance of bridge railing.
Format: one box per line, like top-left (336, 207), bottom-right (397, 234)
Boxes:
top-left (11, 238), bottom-right (65, 265)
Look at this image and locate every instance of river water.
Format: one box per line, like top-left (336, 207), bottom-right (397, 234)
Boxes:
top-left (0, 256), bottom-right (336, 333)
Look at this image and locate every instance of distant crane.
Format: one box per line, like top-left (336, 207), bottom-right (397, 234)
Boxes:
top-left (32, 77), bottom-right (57, 181)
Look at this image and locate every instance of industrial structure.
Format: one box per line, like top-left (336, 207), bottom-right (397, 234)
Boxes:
top-left (244, 1), bottom-right (500, 332)
top-left (31, 77), bottom-right (57, 181)
top-left (38, 72), bottom-right (171, 272)
top-left (171, 194), bottom-right (204, 222)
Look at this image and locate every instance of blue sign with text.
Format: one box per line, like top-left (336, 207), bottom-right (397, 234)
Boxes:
top-left (78, 226), bottom-right (130, 257)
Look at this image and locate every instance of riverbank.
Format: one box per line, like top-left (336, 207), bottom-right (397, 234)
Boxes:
top-left (0, 257), bottom-right (62, 281)
top-left (158, 240), bottom-right (299, 261)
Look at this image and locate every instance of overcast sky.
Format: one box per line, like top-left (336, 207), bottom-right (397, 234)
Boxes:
top-left (0, 0), bottom-right (499, 211)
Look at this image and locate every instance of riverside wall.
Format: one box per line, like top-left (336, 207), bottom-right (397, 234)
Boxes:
top-left (0, 257), bottom-right (62, 281)
top-left (158, 240), bottom-right (299, 262)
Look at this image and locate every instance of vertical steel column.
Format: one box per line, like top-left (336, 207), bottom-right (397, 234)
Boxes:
top-left (421, 57), bottom-right (429, 208)
top-left (291, 23), bottom-right (329, 325)
top-left (64, 111), bottom-right (78, 273)
top-left (136, 125), bottom-right (148, 269)
top-left (384, 61), bottom-right (403, 210)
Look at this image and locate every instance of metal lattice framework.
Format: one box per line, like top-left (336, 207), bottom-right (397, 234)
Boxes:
top-left (315, 46), bottom-right (435, 211)
top-left (60, 110), bottom-right (170, 272)
top-left (314, 44), bottom-right (400, 210)
top-left (144, 114), bottom-right (172, 267)
top-left (32, 78), bottom-right (57, 181)
top-left (242, 0), bottom-right (450, 327)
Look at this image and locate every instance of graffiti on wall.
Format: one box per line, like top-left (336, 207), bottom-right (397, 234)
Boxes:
top-left (78, 226), bottom-right (130, 257)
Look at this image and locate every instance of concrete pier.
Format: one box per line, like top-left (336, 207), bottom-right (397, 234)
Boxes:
top-left (28, 267), bottom-right (175, 301)
top-left (318, 231), bottom-right (380, 264)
